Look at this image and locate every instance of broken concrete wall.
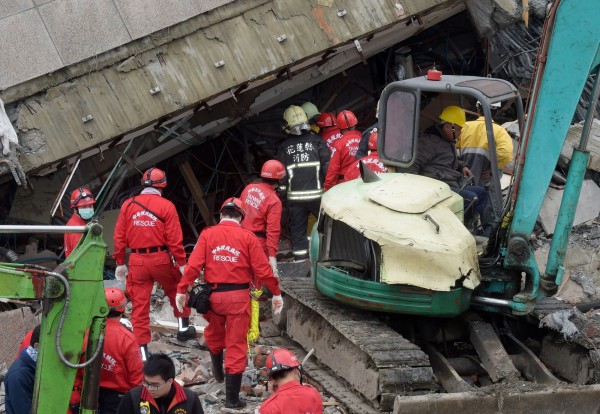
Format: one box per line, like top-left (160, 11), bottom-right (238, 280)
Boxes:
top-left (465, 0), bottom-right (523, 38)
top-left (0, 307), bottom-right (38, 376)
top-left (1, 0), bottom-right (462, 179)
top-left (0, 0), bottom-right (236, 90)
top-left (539, 180), bottom-right (600, 235)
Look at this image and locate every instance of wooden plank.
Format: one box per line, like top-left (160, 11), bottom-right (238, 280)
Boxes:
top-left (422, 343), bottom-right (472, 393)
top-left (468, 321), bottom-right (520, 383)
top-left (150, 320), bottom-right (205, 338)
top-left (178, 159), bottom-right (216, 226)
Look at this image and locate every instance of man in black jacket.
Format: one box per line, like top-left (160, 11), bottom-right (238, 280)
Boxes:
top-left (117, 353), bottom-right (204, 414)
top-left (277, 105), bottom-right (330, 261)
top-left (402, 106), bottom-right (490, 235)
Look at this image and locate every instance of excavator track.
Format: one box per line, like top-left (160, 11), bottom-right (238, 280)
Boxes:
top-left (280, 277), bottom-right (438, 411)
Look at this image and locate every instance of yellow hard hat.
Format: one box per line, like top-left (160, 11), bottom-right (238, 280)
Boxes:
top-left (439, 106), bottom-right (466, 127)
top-left (301, 102), bottom-right (320, 121)
top-left (284, 105), bottom-right (309, 128)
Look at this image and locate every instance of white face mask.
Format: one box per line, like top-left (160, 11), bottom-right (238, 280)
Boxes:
top-left (78, 207), bottom-right (94, 220)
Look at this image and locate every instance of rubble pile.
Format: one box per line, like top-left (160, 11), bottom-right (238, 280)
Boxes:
top-left (144, 324), bottom-right (342, 413)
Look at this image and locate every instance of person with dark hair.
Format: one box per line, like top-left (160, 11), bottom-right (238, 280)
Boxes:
top-left (258, 348), bottom-right (323, 414)
top-left (176, 198), bottom-right (282, 409)
top-left (5, 324), bottom-right (41, 414)
top-left (98, 287), bottom-right (144, 414)
top-left (116, 353), bottom-right (204, 414)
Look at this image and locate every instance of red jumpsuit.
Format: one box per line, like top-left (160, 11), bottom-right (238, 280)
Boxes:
top-left (319, 126), bottom-right (343, 152)
top-left (344, 152), bottom-right (388, 181)
top-left (113, 191), bottom-right (191, 345)
top-left (240, 182), bottom-right (282, 258)
top-left (100, 319), bottom-right (144, 393)
top-left (64, 214), bottom-right (86, 258)
top-left (178, 220), bottom-right (281, 374)
top-left (323, 130), bottom-right (362, 191)
top-left (258, 380), bottom-right (323, 414)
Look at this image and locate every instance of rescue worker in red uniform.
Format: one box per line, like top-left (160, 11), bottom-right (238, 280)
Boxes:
top-left (240, 160), bottom-right (285, 278)
top-left (317, 112), bottom-right (343, 152)
top-left (113, 168), bottom-right (195, 360)
top-left (99, 287), bottom-right (144, 414)
top-left (345, 129), bottom-right (388, 181)
top-left (277, 105), bottom-right (330, 261)
top-left (323, 110), bottom-right (362, 191)
top-left (64, 187), bottom-right (96, 257)
top-left (258, 348), bottom-right (323, 414)
top-left (175, 198), bottom-right (283, 409)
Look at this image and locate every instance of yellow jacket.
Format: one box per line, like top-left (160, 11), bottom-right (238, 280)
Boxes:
top-left (457, 116), bottom-right (513, 168)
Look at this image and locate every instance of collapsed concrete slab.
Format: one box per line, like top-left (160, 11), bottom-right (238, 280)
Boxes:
top-left (539, 179), bottom-right (600, 235)
top-left (0, 0), bottom-right (464, 181)
top-left (561, 119), bottom-right (600, 172)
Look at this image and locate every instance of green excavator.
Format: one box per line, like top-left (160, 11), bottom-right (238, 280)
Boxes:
top-left (280, 0), bottom-right (600, 412)
top-left (0, 223), bottom-right (107, 414)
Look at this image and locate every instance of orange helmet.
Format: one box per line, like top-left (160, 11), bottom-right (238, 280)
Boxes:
top-left (70, 187), bottom-right (96, 208)
top-left (261, 160), bottom-right (286, 180)
top-left (316, 112), bottom-right (337, 128)
top-left (105, 287), bottom-right (127, 313)
top-left (141, 168), bottom-right (167, 188)
top-left (336, 110), bottom-right (358, 130)
top-left (368, 129), bottom-right (379, 151)
top-left (220, 197), bottom-right (246, 219)
top-left (265, 348), bottom-right (300, 377)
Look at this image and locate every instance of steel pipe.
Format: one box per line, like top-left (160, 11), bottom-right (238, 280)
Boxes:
top-left (0, 225), bottom-right (88, 234)
top-left (471, 296), bottom-right (511, 307)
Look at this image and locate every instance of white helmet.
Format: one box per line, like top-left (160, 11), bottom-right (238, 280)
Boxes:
top-left (283, 105), bottom-right (310, 135)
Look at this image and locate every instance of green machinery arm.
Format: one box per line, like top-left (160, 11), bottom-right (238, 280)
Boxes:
top-left (503, 0), bottom-right (600, 307)
top-left (0, 223), bottom-right (108, 414)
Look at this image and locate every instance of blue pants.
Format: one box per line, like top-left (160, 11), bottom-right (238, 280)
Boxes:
top-left (451, 185), bottom-right (491, 235)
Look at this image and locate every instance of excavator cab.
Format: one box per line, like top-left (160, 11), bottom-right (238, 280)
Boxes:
top-left (378, 75), bottom-right (525, 225)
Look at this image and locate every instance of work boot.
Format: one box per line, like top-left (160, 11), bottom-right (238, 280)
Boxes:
top-left (140, 344), bottom-right (150, 362)
top-left (176, 317), bottom-right (197, 341)
top-left (224, 373), bottom-right (246, 409)
top-left (210, 352), bottom-right (224, 382)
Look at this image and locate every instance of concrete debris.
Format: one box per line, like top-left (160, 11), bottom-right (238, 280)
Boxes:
top-left (560, 119), bottom-right (600, 173)
top-left (538, 180), bottom-right (600, 235)
top-left (571, 268), bottom-right (598, 297)
top-left (0, 99), bottom-right (18, 156)
top-left (0, 307), bottom-right (38, 377)
top-left (143, 293), bottom-right (332, 413)
top-left (539, 309), bottom-right (580, 339)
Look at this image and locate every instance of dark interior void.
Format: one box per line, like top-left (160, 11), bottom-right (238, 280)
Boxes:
top-left (318, 213), bottom-right (381, 282)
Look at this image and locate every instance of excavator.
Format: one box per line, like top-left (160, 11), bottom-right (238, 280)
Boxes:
top-left (0, 223), bottom-right (107, 414)
top-left (279, 0), bottom-right (600, 412)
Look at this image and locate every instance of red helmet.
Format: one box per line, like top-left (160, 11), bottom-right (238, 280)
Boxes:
top-left (261, 160), bottom-right (286, 180)
top-left (220, 197), bottom-right (246, 219)
top-left (70, 187), bottom-right (96, 208)
top-left (265, 348), bottom-right (300, 377)
top-left (336, 110), bottom-right (358, 130)
top-left (105, 287), bottom-right (127, 313)
top-left (316, 112), bottom-right (337, 128)
top-left (368, 128), bottom-right (379, 151)
top-left (141, 168), bottom-right (167, 188)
